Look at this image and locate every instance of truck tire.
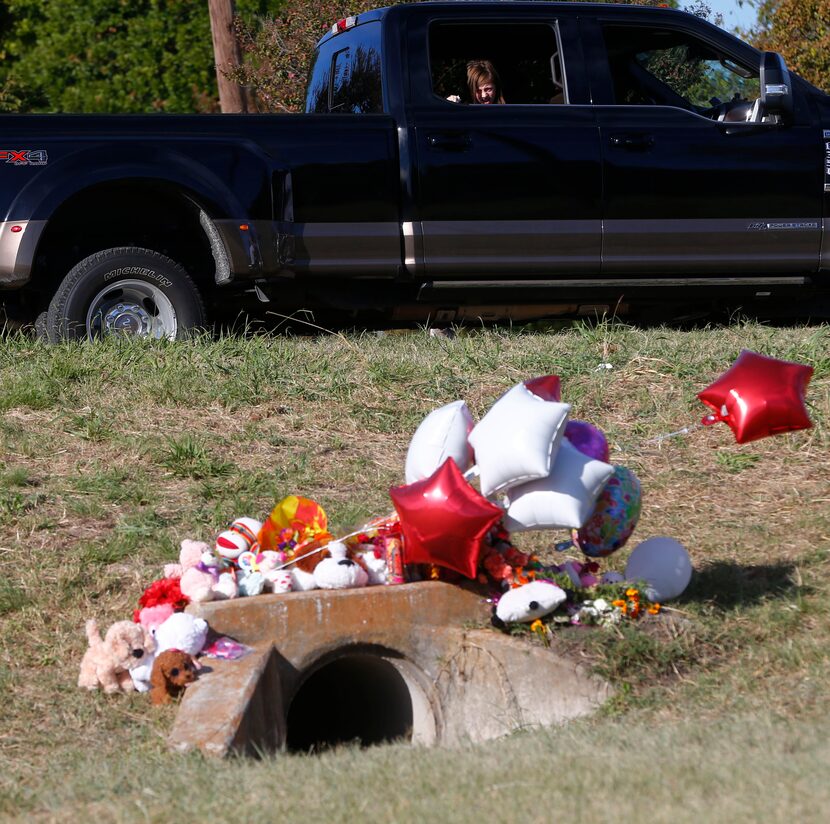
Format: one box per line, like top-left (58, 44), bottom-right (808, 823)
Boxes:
top-left (33, 311), bottom-right (48, 341)
top-left (46, 247), bottom-right (206, 341)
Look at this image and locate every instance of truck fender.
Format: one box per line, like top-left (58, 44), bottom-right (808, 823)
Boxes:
top-left (5, 144), bottom-right (253, 222)
top-left (4, 145), bottom-right (264, 285)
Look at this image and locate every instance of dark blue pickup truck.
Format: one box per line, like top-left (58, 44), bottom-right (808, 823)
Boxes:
top-left (1, 1), bottom-right (828, 339)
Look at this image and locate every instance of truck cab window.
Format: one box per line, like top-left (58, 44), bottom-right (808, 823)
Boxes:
top-left (429, 22), bottom-right (565, 105)
top-left (603, 25), bottom-right (760, 121)
top-left (306, 20), bottom-right (384, 114)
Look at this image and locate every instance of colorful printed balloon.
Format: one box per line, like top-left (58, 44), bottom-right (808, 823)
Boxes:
top-left (564, 420), bottom-right (610, 463)
top-left (258, 495), bottom-right (331, 552)
top-left (574, 466), bottom-right (641, 558)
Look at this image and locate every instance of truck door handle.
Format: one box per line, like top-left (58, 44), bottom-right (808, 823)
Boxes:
top-left (427, 133), bottom-right (472, 151)
top-left (609, 134), bottom-right (654, 150)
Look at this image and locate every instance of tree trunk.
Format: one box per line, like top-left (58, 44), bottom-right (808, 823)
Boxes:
top-left (208, 0), bottom-right (249, 113)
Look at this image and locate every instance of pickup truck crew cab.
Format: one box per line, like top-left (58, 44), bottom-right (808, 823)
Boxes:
top-left (1, 2), bottom-right (828, 338)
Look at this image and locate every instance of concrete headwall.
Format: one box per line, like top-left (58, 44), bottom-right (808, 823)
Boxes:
top-left (169, 582), bottom-right (611, 756)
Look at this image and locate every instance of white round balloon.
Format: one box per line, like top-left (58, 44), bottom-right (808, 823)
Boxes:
top-left (405, 400), bottom-right (474, 484)
top-left (625, 537), bottom-right (692, 601)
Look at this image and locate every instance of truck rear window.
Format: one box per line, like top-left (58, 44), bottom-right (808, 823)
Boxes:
top-left (306, 21), bottom-right (384, 114)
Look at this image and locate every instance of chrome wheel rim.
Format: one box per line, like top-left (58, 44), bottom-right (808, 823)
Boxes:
top-left (86, 279), bottom-right (177, 339)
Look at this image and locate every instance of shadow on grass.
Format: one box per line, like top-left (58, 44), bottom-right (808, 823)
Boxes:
top-left (680, 560), bottom-right (804, 611)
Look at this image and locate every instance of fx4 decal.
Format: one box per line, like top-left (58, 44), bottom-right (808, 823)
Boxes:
top-left (0, 149), bottom-right (48, 166)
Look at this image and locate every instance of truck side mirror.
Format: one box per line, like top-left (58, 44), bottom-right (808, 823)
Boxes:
top-left (760, 51), bottom-right (793, 121)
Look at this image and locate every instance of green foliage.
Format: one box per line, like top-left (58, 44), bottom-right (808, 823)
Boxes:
top-left (0, 0), bottom-right (269, 113)
top-left (749, 0), bottom-right (830, 92)
top-left (0, 580), bottom-right (29, 616)
top-left (158, 434), bottom-right (233, 479)
top-left (228, 0), bottom-right (401, 113)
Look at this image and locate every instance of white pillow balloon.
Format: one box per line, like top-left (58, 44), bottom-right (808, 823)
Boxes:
top-left (625, 537), bottom-right (693, 601)
top-left (405, 400), bottom-right (474, 484)
top-left (502, 439), bottom-right (614, 531)
top-left (469, 383), bottom-right (570, 498)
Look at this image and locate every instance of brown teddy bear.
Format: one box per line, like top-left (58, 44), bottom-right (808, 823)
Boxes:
top-left (150, 649), bottom-right (198, 705)
top-left (78, 618), bottom-right (155, 694)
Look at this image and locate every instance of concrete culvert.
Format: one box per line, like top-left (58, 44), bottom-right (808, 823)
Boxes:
top-left (286, 653), bottom-right (414, 753)
top-left (170, 584), bottom-right (613, 757)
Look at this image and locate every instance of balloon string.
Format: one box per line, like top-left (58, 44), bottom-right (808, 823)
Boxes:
top-left (646, 420), bottom-right (704, 445)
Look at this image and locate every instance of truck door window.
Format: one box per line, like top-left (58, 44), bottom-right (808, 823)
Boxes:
top-left (602, 25), bottom-right (760, 120)
top-left (429, 22), bottom-right (565, 105)
top-left (305, 20), bottom-right (384, 114)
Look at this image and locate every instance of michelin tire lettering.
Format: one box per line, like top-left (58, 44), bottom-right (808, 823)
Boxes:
top-left (103, 267), bottom-right (172, 288)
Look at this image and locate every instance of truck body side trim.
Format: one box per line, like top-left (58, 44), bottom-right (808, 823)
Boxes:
top-left (604, 218), bottom-right (820, 273)
top-left (421, 219), bottom-right (601, 274)
top-left (286, 221), bottom-right (402, 278)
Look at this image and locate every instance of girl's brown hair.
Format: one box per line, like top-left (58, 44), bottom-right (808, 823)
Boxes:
top-left (466, 59), bottom-right (505, 104)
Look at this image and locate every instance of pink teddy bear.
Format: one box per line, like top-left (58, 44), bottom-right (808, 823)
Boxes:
top-left (165, 539), bottom-right (222, 604)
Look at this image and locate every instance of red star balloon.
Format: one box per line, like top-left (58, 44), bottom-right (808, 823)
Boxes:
top-left (389, 458), bottom-right (504, 579)
top-left (698, 350), bottom-right (813, 444)
top-left (525, 374), bottom-right (561, 402)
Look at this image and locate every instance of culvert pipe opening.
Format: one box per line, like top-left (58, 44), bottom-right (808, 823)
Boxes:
top-left (286, 653), bottom-right (414, 753)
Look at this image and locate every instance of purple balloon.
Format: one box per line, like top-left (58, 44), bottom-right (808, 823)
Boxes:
top-left (564, 420), bottom-right (610, 463)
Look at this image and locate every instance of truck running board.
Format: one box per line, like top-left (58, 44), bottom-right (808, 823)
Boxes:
top-left (420, 276), bottom-right (807, 294)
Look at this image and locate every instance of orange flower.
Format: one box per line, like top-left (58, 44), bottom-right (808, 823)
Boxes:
top-left (626, 588), bottom-right (640, 600)
top-left (530, 619), bottom-right (544, 632)
top-left (648, 603), bottom-right (661, 615)
top-left (612, 599), bottom-right (626, 609)
top-left (629, 602), bottom-right (641, 618)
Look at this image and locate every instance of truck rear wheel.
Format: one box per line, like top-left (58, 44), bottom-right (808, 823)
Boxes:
top-left (46, 247), bottom-right (206, 341)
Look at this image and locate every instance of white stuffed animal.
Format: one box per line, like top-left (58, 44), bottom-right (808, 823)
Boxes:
top-left (131, 612), bottom-right (209, 693)
top-left (212, 570), bottom-right (239, 600)
top-left (289, 566), bottom-right (318, 592)
top-left (155, 612), bottom-right (209, 656)
top-left (494, 580), bottom-right (566, 626)
top-left (314, 541), bottom-right (369, 590)
top-left (360, 547), bottom-right (388, 586)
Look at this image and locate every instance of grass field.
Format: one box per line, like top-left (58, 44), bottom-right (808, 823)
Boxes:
top-left (0, 319), bottom-right (828, 822)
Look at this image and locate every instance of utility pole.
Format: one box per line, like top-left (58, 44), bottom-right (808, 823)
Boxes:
top-left (208, 0), bottom-right (249, 113)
